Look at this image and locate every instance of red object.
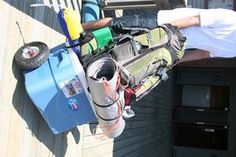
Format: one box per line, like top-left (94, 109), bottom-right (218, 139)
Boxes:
top-left (28, 50), bottom-right (36, 57)
top-left (124, 88), bottom-right (135, 106)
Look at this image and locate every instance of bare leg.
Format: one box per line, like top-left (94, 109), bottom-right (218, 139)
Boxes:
top-left (176, 49), bottom-right (210, 64)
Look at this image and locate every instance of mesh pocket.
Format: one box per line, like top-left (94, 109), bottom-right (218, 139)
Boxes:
top-left (110, 41), bottom-right (136, 64)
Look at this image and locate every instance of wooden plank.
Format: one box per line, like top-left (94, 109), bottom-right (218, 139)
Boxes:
top-left (82, 132), bottom-right (158, 157)
top-left (123, 139), bottom-right (170, 157)
top-left (112, 133), bottom-right (159, 156)
top-left (64, 127), bottom-right (84, 157)
top-left (0, 2), bottom-right (13, 157)
top-left (0, 1), bottom-right (80, 157)
top-left (83, 124), bottom-right (160, 148)
top-left (83, 118), bottom-right (159, 137)
top-left (0, 1), bottom-right (174, 157)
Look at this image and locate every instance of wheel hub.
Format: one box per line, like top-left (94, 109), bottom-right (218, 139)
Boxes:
top-left (22, 46), bottom-right (39, 58)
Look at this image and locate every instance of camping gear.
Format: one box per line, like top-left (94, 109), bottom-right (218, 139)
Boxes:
top-left (82, 0), bottom-right (100, 22)
top-left (80, 26), bottom-right (113, 56)
top-left (86, 57), bottom-right (126, 138)
top-left (79, 24), bottom-right (185, 137)
top-left (24, 43), bottom-right (96, 134)
top-left (58, 8), bottom-right (112, 58)
top-left (16, 5), bottom-right (185, 138)
top-left (112, 24), bottom-right (186, 100)
top-left (82, 24), bottom-right (186, 102)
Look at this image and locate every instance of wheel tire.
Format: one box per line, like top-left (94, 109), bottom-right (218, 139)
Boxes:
top-left (14, 41), bottom-right (49, 70)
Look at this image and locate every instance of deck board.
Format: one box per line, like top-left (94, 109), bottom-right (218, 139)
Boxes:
top-left (0, 1), bottom-right (79, 157)
top-left (0, 1), bottom-right (174, 157)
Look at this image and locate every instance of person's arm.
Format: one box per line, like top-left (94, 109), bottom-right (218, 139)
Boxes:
top-left (170, 15), bottom-right (200, 29)
top-left (82, 17), bottom-right (113, 30)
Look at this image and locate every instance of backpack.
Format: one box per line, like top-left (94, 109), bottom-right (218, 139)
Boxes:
top-left (81, 23), bottom-right (186, 103)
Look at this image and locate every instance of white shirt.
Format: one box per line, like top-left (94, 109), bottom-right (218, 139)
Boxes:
top-left (158, 8), bottom-right (236, 58)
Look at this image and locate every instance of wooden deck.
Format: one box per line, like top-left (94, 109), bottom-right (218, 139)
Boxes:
top-left (0, 1), bottom-right (174, 157)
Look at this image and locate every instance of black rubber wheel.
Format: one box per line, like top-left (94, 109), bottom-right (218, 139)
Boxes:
top-left (14, 41), bottom-right (49, 70)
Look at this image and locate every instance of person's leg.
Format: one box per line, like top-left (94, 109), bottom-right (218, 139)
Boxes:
top-left (176, 49), bottom-right (210, 64)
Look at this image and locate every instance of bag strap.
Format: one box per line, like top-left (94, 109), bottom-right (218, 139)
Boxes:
top-left (81, 42), bottom-right (115, 70)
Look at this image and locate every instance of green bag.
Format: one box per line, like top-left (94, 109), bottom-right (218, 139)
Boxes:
top-left (82, 24), bottom-right (186, 101)
top-left (80, 27), bottom-right (113, 56)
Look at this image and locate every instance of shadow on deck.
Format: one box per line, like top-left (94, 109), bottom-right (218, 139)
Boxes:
top-left (11, 55), bottom-right (82, 157)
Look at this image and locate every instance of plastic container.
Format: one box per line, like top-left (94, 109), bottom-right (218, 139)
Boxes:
top-left (24, 43), bottom-right (96, 134)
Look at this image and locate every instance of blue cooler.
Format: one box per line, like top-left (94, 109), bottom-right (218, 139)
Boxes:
top-left (24, 43), bottom-right (97, 134)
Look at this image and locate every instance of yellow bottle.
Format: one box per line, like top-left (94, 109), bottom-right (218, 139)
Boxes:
top-left (62, 8), bottom-right (84, 40)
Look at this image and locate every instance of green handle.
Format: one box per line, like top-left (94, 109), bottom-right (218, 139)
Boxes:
top-left (92, 27), bottom-right (112, 49)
